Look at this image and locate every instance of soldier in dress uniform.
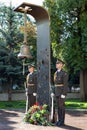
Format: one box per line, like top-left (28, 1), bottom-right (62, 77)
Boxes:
top-left (25, 64), bottom-right (37, 112)
top-left (53, 59), bottom-right (68, 126)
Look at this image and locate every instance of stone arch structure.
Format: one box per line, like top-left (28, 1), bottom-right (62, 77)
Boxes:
top-left (14, 2), bottom-right (50, 105)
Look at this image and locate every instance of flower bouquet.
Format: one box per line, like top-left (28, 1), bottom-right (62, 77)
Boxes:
top-left (23, 102), bottom-right (53, 126)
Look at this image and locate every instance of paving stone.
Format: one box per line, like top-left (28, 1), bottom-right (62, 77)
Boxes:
top-left (0, 109), bottom-right (87, 130)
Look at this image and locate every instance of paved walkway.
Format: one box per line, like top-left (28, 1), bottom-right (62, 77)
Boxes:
top-left (0, 109), bottom-right (87, 130)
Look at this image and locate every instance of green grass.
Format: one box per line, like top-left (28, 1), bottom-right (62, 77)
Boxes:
top-left (65, 99), bottom-right (87, 109)
top-left (0, 100), bottom-right (26, 109)
top-left (0, 99), bottom-right (87, 109)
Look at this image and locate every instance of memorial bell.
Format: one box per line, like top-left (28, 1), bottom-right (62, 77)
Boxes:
top-left (18, 42), bottom-right (32, 58)
top-left (18, 6), bottom-right (32, 59)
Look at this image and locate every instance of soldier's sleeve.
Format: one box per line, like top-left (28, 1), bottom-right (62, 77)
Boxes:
top-left (62, 72), bottom-right (68, 95)
top-left (26, 74), bottom-right (29, 87)
top-left (54, 72), bottom-right (57, 83)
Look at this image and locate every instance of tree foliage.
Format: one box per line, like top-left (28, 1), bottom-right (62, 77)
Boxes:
top-left (43, 0), bottom-right (87, 71)
top-left (57, 0), bottom-right (87, 71)
top-left (0, 4), bottom-right (24, 97)
top-left (43, 0), bottom-right (87, 100)
top-left (0, 3), bottom-right (37, 96)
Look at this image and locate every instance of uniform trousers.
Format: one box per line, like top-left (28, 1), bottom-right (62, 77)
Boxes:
top-left (55, 96), bottom-right (65, 123)
top-left (26, 91), bottom-right (36, 112)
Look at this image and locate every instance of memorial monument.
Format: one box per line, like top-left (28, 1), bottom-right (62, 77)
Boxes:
top-left (14, 2), bottom-right (50, 105)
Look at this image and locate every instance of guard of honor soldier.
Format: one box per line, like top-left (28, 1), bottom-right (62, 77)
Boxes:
top-left (25, 64), bottom-right (37, 112)
top-left (54, 59), bottom-right (68, 126)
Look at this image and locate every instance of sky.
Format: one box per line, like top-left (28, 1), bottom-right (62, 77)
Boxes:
top-left (0, 0), bottom-right (44, 7)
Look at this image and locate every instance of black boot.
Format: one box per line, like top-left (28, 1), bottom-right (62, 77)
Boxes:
top-left (56, 109), bottom-right (65, 126)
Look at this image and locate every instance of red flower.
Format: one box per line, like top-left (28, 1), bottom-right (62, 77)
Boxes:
top-left (34, 102), bottom-right (39, 106)
top-left (31, 109), bottom-right (35, 113)
top-left (40, 106), bottom-right (43, 110)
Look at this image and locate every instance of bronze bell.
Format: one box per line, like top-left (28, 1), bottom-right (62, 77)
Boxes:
top-left (18, 44), bottom-right (32, 58)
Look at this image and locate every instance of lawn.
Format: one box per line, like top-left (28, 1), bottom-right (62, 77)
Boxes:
top-left (65, 99), bottom-right (87, 109)
top-left (0, 99), bottom-right (87, 109)
top-left (0, 100), bottom-right (26, 109)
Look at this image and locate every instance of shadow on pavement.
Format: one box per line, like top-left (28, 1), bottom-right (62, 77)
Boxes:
top-left (0, 109), bottom-right (24, 130)
top-left (66, 110), bottom-right (87, 117)
top-left (60, 124), bottom-right (83, 130)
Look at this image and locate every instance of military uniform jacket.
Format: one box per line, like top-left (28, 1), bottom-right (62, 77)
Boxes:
top-left (54, 70), bottom-right (68, 97)
top-left (26, 72), bottom-right (37, 94)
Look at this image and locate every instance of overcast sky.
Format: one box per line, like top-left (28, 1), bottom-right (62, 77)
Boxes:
top-left (0, 0), bottom-right (44, 7)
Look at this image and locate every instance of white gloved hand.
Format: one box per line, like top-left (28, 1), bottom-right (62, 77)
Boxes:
top-left (51, 93), bottom-right (55, 98)
top-left (25, 88), bottom-right (28, 96)
top-left (33, 93), bottom-right (37, 96)
top-left (61, 94), bottom-right (65, 98)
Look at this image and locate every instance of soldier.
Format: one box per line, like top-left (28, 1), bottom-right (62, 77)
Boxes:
top-left (53, 59), bottom-right (68, 126)
top-left (25, 64), bottom-right (37, 112)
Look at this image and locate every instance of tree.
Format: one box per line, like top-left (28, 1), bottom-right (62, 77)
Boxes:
top-left (57, 0), bottom-right (87, 101)
top-left (0, 3), bottom-right (37, 101)
top-left (43, 0), bottom-right (87, 101)
top-left (0, 3), bottom-right (24, 100)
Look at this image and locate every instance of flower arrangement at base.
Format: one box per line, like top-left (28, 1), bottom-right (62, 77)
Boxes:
top-left (23, 103), bottom-right (53, 126)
